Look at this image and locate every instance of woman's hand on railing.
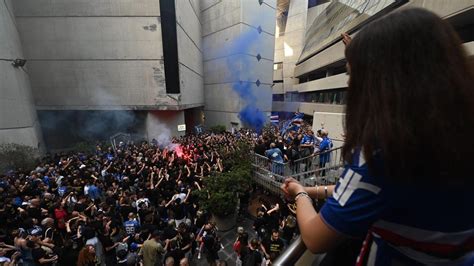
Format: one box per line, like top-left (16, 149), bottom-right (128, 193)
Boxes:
top-left (281, 177), bottom-right (305, 200)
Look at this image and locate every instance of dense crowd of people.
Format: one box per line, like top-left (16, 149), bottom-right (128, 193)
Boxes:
top-left (0, 128), bottom-right (309, 266)
top-left (254, 121), bottom-right (334, 176)
top-left (0, 132), bottom-right (246, 265)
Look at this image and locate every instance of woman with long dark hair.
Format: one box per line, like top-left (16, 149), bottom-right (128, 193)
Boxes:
top-left (77, 245), bottom-right (97, 266)
top-left (282, 8), bottom-right (474, 265)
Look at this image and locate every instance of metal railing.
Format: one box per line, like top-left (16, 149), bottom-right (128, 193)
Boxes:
top-left (251, 147), bottom-right (345, 265)
top-left (252, 147), bottom-right (344, 193)
top-left (253, 153), bottom-right (293, 176)
top-left (273, 236), bottom-right (307, 266)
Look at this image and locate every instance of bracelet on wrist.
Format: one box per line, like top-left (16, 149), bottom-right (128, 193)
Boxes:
top-left (294, 191), bottom-right (310, 202)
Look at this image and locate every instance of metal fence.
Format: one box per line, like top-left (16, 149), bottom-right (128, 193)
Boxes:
top-left (252, 147), bottom-right (344, 193)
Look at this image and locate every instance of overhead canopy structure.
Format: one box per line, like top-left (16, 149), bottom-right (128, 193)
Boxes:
top-left (298, 0), bottom-right (407, 64)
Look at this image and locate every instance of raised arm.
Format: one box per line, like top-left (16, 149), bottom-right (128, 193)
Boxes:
top-left (266, 203), bottom-right (280, 215)
top-left (149, 171), bottom-right (155, 189)
top-left (186, 165), bottom-right (191, 177)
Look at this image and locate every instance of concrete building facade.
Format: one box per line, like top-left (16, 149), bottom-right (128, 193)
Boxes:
top-left (0, 0), bottom-right (276, 150)
top-left (8, 0), bottom-right (204, 149)
top-left (272, 0), bottom-right (474, 143)
top-left (0, 0), bottom-right (44, 150)
top-left (201, 0), bottom-right (276, 129)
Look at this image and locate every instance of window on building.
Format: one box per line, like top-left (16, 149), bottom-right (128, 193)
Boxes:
top-left (272, 94), bottom-right (284, 101)
top-left (330, 63), bottom-right (347, 76)
top-left (285, 92), bottom-right (300, 102)
top-left (298, 59), bottom-right (347, 83)
top-left (298, 69), bottom-right (326, 83)
top-left (301, 89), bottom-right (347, 105)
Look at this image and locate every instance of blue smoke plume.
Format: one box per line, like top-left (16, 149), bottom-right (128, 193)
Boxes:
top-left (232, 80), bottom-right (267, 133)
top-left (226, 26), bottom-right (268, 132)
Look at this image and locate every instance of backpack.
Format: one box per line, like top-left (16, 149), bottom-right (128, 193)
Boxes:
top-left (233, 240), bottom-right (241, 255)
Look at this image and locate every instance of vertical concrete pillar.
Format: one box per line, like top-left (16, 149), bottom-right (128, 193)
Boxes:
top-left (0, 0), bottom-right (44, 150)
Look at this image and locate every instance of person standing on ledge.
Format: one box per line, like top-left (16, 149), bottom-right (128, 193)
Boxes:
top-left (282, 8), bottom-right (474, 266)
top-left (265, 143), bottom-right (284, 176)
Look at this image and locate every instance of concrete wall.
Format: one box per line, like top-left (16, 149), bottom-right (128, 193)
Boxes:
top-left (176, 0), bottom-right (204, 108)
top-left (295, 73), bottom-right (348, 93)
top-left (12, 0), bottom-right (199, 110)
top-left (8, 0), bottom-right (206, 149)
top-left (0, 0), bottom-right (43, 149)
top-left (201, 0), bottom-right (276, 129)
top-left (272, 101), bottom-right (345, 115)
top-left (274, 36), bottom-right (284, 63)
top-left (273, 83), bottom-right (284, 94)
top-left (312, 112), bottom-right (345, 144)
top-left (281, 0), bottom-right (308, 93)
top-left (273, 16), bottom-right (284, 96)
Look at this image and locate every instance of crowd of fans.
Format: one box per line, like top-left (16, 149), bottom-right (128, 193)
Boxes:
top-left (0, 120), bottom-right (320, 266)
top-left (218, 192), bottom-right (299, 266)
top-left (0, 131), bottom-right (259, 266)
top-left (254, 121), bottom-right (334, 175)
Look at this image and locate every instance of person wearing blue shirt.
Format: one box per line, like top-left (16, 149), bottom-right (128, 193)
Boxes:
top-left (124, 213), bottom-right (140, 236)
top-left (85, 181), bottom-right (101, 201)
top-left (281, 8), bottom-right (474, 266)
top-left (58, 186), bottom-right (67, 197)
top-left (318, 129), bottom-right (333, 176)
top-left (301, 130), bottom-right (316, 172)
top-left (265, 143), bottom-right (284, 176)
top-left (301, 131), bottom-right (315, 154)
top-left (42, 175), bottom-right (50, 188)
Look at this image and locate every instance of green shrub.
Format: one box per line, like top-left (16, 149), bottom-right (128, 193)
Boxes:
top-left (0, 143), bottom-right (39, 173)
top-left (194, 173), bottom-right (238, 217)
top-left (195, 141), bottom-right (253, 217)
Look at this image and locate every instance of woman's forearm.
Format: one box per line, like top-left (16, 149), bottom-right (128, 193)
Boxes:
top-left (305, 185), bottom-right (335, 200)
top-left (295, 191), bottom-right (342, 253)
